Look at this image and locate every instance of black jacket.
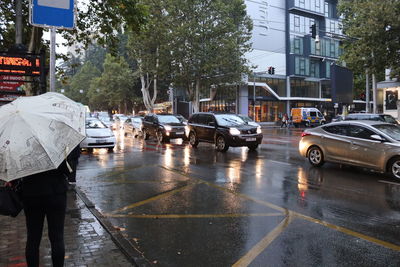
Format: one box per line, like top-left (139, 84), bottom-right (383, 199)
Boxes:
top-left (21, 161), bottom-right (69, 197)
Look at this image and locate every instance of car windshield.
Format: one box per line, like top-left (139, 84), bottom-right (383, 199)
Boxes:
top-left (372, 124), bottom-right (400, 141)
top-left (158, 115), bottom-right (180, 123)
top-left (215, 114), bottom-right (245, 127)
top-left (86, 120), bottom-right (107, 129)
top-left (238, 115), bottom-right (252, 122)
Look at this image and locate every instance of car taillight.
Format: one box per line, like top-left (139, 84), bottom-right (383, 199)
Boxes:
top-left (301, 132), bottom-right (311, 137)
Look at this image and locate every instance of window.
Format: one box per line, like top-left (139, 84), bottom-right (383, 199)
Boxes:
top-left (197, 114), bottom-right (208, 125)
top-left (347, 126), bottom-right (376, 140)
top-left (323, 125), bottom-right (347, 135)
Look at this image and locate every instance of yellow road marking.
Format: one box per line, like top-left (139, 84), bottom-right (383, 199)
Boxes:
top-left (161, 165), bottom-right (400, 253)
top-left (110, 183), bottom-right (196, 214)
top-left (105, 213), bottom-right (284, 218)
top-left (293, 211), bottom-right (400, 252)
top-left (233, 212), bottom-right (294, 267)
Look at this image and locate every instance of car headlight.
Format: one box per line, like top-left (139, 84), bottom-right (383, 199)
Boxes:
top-left (229, 128), bottom-right (241, 135)
top-left (164, 125), bottom-right (172, 131)
top-left (257, 127), bottom-right (262, 134)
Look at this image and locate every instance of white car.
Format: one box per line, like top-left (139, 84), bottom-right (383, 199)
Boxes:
top-left (80, 119), bottom-right (116, 152)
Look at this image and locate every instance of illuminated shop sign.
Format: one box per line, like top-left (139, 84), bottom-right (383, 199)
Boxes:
top-left (0, 55), bottom-right (41, 76)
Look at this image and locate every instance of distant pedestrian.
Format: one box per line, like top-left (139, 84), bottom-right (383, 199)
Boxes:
top-left (20, 161), bottom-right (70, 267)
top-left (281, 113), bottom-right (289, 128)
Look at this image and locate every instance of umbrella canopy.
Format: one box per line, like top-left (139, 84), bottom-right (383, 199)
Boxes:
top-left (0, 92), bottom-right (86, 182)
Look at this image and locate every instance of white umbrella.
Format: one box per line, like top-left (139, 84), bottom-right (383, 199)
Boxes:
top-left (0, 92), bottom-right (86, 182)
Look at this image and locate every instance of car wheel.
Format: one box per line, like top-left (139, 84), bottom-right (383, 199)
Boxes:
top-left (189, 132), bottom-right (199, 147)
top-left (389, 157), bottom-right (400, 180)
top-left (143, 129), bottom-right (149, 140)
top-left (215, 135), bottom-right (229, 152)
top-left (248, 144), bottom-right (258, 151)
top-left (307, 146), bottom-right (324, 167)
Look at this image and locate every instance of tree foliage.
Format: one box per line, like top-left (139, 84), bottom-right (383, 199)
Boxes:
top-left (88, 54), bottom-right (135, 113)
top-left (338, 0), bottom-right (400, 77)
top-left (65, 62), bottom-right (101, 105)
top-left (128, 0), bottom-right (252, 112)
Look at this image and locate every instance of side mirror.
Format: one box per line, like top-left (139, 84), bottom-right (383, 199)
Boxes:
top-left (370, 134), bottom-right (384, 142)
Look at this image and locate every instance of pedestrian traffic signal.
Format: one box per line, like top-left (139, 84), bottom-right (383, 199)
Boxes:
top-left (310, 24), bottom-right (316, 39)
top-left (268, 66), bottom-right (275, 75)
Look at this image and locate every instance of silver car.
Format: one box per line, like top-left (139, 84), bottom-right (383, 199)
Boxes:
top-left (299, 120), bottom-right (400, 180)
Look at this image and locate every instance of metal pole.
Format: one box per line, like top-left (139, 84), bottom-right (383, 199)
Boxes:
top-left (50, 27), bottom-right (56, 92)
top-left (253, 75), bottom-right (256, 120)
top-left (372, 73), bottom-right (377, 113)
top-left (365, 69), bottom-right (369, 112)
top-left (15, 0), bottom-right (22, 44)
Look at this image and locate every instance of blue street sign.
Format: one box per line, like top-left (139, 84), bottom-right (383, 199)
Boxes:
top-left (30, 0), bottom-right (75, 29)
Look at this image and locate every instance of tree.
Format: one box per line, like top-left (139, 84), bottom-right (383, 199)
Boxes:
top-left (166, 0), bottom-right (253, 112)
top-left (66, 62), bottom-right (101, 105)
top-left (338, 0), bottom-right (400, 77)
top-left (0, 0), bottom-right (147, 95)
top-left (127, 0), bottom-right (252, 112)
top-left (88, 54), bottom-right (135, 113)
top-left (127, 0), bottom-right (171, 111)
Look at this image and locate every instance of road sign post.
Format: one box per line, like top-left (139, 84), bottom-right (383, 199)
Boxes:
top-left (30, 0), bottom-right (75, 92)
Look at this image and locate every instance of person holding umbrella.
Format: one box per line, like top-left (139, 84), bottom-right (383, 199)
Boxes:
top-left (0, 93), bottom-right (86, 267)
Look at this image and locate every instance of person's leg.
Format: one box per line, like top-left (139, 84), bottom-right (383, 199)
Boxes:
top-left (46, 193), bottom-right (67, 267)
top-left (23, 197), bottom-right (46, 267)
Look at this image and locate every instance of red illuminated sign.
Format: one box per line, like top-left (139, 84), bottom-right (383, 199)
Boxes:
top-left (0, 54), bottom-right (41, 76)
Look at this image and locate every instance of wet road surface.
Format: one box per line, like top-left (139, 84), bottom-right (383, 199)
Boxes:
top-left (77, 127), bottom-right (400, 266)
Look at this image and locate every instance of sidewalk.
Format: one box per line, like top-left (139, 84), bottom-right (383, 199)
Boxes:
top-left (0, 188), bottom-right (133, 267)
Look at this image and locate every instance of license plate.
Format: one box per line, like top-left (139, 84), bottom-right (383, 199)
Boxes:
top-left (246, 138), bottom-right (256, 142)
top-left (96, 139), bottom-right (107, 143)
top-left (176, 132), bottom-right (184, 135)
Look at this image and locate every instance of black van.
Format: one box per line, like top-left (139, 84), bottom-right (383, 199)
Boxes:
top-left (187, 112), bottom-right (263, 152)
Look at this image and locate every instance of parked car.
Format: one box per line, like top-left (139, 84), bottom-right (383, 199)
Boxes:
top-left (344, 113), bottom-right (398, 124)
top-left (291, 107), bottom-right (326, 127)
top-left (124, 116), bottom-right (144, 138)
top-left (299, 120), bottom-right (400, 179)
top-left (187, 112), bottom-right (263, 152)
top-left (80, 118), bottom-right (116, 152)
top-left (237, 114), bottom-right (260, 127)
top-left (142, 114), bottom-right (187, 142)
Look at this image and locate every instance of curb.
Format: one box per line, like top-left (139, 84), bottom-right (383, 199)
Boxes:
top-left (74, 187), bottom-right (150, 266)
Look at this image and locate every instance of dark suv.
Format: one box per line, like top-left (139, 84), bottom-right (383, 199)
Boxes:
top-left (187, 112), bottom-right (263, 152)
top-left (142, 114), bottom-right (187, 142)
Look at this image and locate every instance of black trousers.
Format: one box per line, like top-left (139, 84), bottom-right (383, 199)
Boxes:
top-left (22, 193), bottom-right (67, 267)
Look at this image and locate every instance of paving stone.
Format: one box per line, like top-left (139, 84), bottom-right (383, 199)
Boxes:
top-left (0, 189), bottom-right (133, 266)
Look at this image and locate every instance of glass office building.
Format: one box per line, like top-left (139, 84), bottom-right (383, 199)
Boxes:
top-left (199, 0), bottom-right (343, 122)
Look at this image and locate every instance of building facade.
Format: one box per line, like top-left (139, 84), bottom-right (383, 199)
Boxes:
top-left (199, 0), bottom-right (343, 122)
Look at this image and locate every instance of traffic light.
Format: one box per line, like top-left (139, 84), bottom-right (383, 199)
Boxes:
top-left (310, 24), bottom-right (316, 39)
top-left (268, 67), bottom-right (275, 75)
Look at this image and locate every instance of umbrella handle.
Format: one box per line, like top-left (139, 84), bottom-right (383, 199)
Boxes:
top-left (64, 147), bottom-right (73, 173)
